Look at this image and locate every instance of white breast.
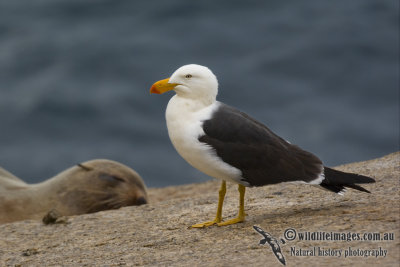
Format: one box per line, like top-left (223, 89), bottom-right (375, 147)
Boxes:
top-left (165, 96), bottom-right (244, 185)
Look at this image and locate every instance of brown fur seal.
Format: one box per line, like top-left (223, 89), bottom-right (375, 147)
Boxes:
top-left (0, 159), bottom-right (148, 224)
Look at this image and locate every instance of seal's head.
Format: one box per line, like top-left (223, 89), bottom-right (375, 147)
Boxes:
top-left (57, 159), bottom-right (148, 214)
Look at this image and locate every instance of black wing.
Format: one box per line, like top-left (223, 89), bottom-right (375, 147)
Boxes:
top-left (199, 103), bottom-right (322, 186)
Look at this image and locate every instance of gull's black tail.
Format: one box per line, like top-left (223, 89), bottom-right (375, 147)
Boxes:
top-left (320, 167), bottom-right (376, 194)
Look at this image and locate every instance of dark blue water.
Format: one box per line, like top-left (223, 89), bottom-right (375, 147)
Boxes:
top-left (0, 0), bottom-right (398, 187)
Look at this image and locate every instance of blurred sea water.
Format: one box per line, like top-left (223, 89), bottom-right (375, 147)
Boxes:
top-left (0, 0), bottom-right (398, 187)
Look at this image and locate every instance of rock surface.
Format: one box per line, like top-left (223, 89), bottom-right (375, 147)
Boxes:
top-left (0, 152), bottom-right (399, 266)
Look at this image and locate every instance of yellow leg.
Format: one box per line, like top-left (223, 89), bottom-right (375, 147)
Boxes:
top-left (217, 184), bottom-right (246, 226)
top-left (191, 180), bottom-right (226, 228)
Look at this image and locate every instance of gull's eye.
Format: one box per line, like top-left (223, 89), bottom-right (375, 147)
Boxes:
top-left (185, 74), bottom-right (192, 79)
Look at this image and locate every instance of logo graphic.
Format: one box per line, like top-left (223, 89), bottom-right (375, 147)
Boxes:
top-left (253, 226), bottom-right (394, 264)
top-left (253, 225), bottom-right (286, 266)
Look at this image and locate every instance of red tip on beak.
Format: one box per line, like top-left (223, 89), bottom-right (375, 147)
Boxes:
top-left (150, 85), bottom-right (161, 94)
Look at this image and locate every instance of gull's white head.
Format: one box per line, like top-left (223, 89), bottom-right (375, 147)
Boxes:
top-left (150, 64), bottom-right (218, 104)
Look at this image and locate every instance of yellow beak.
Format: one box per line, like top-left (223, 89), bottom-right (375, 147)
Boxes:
top-left (150, 78), bottom-right (178, 94)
